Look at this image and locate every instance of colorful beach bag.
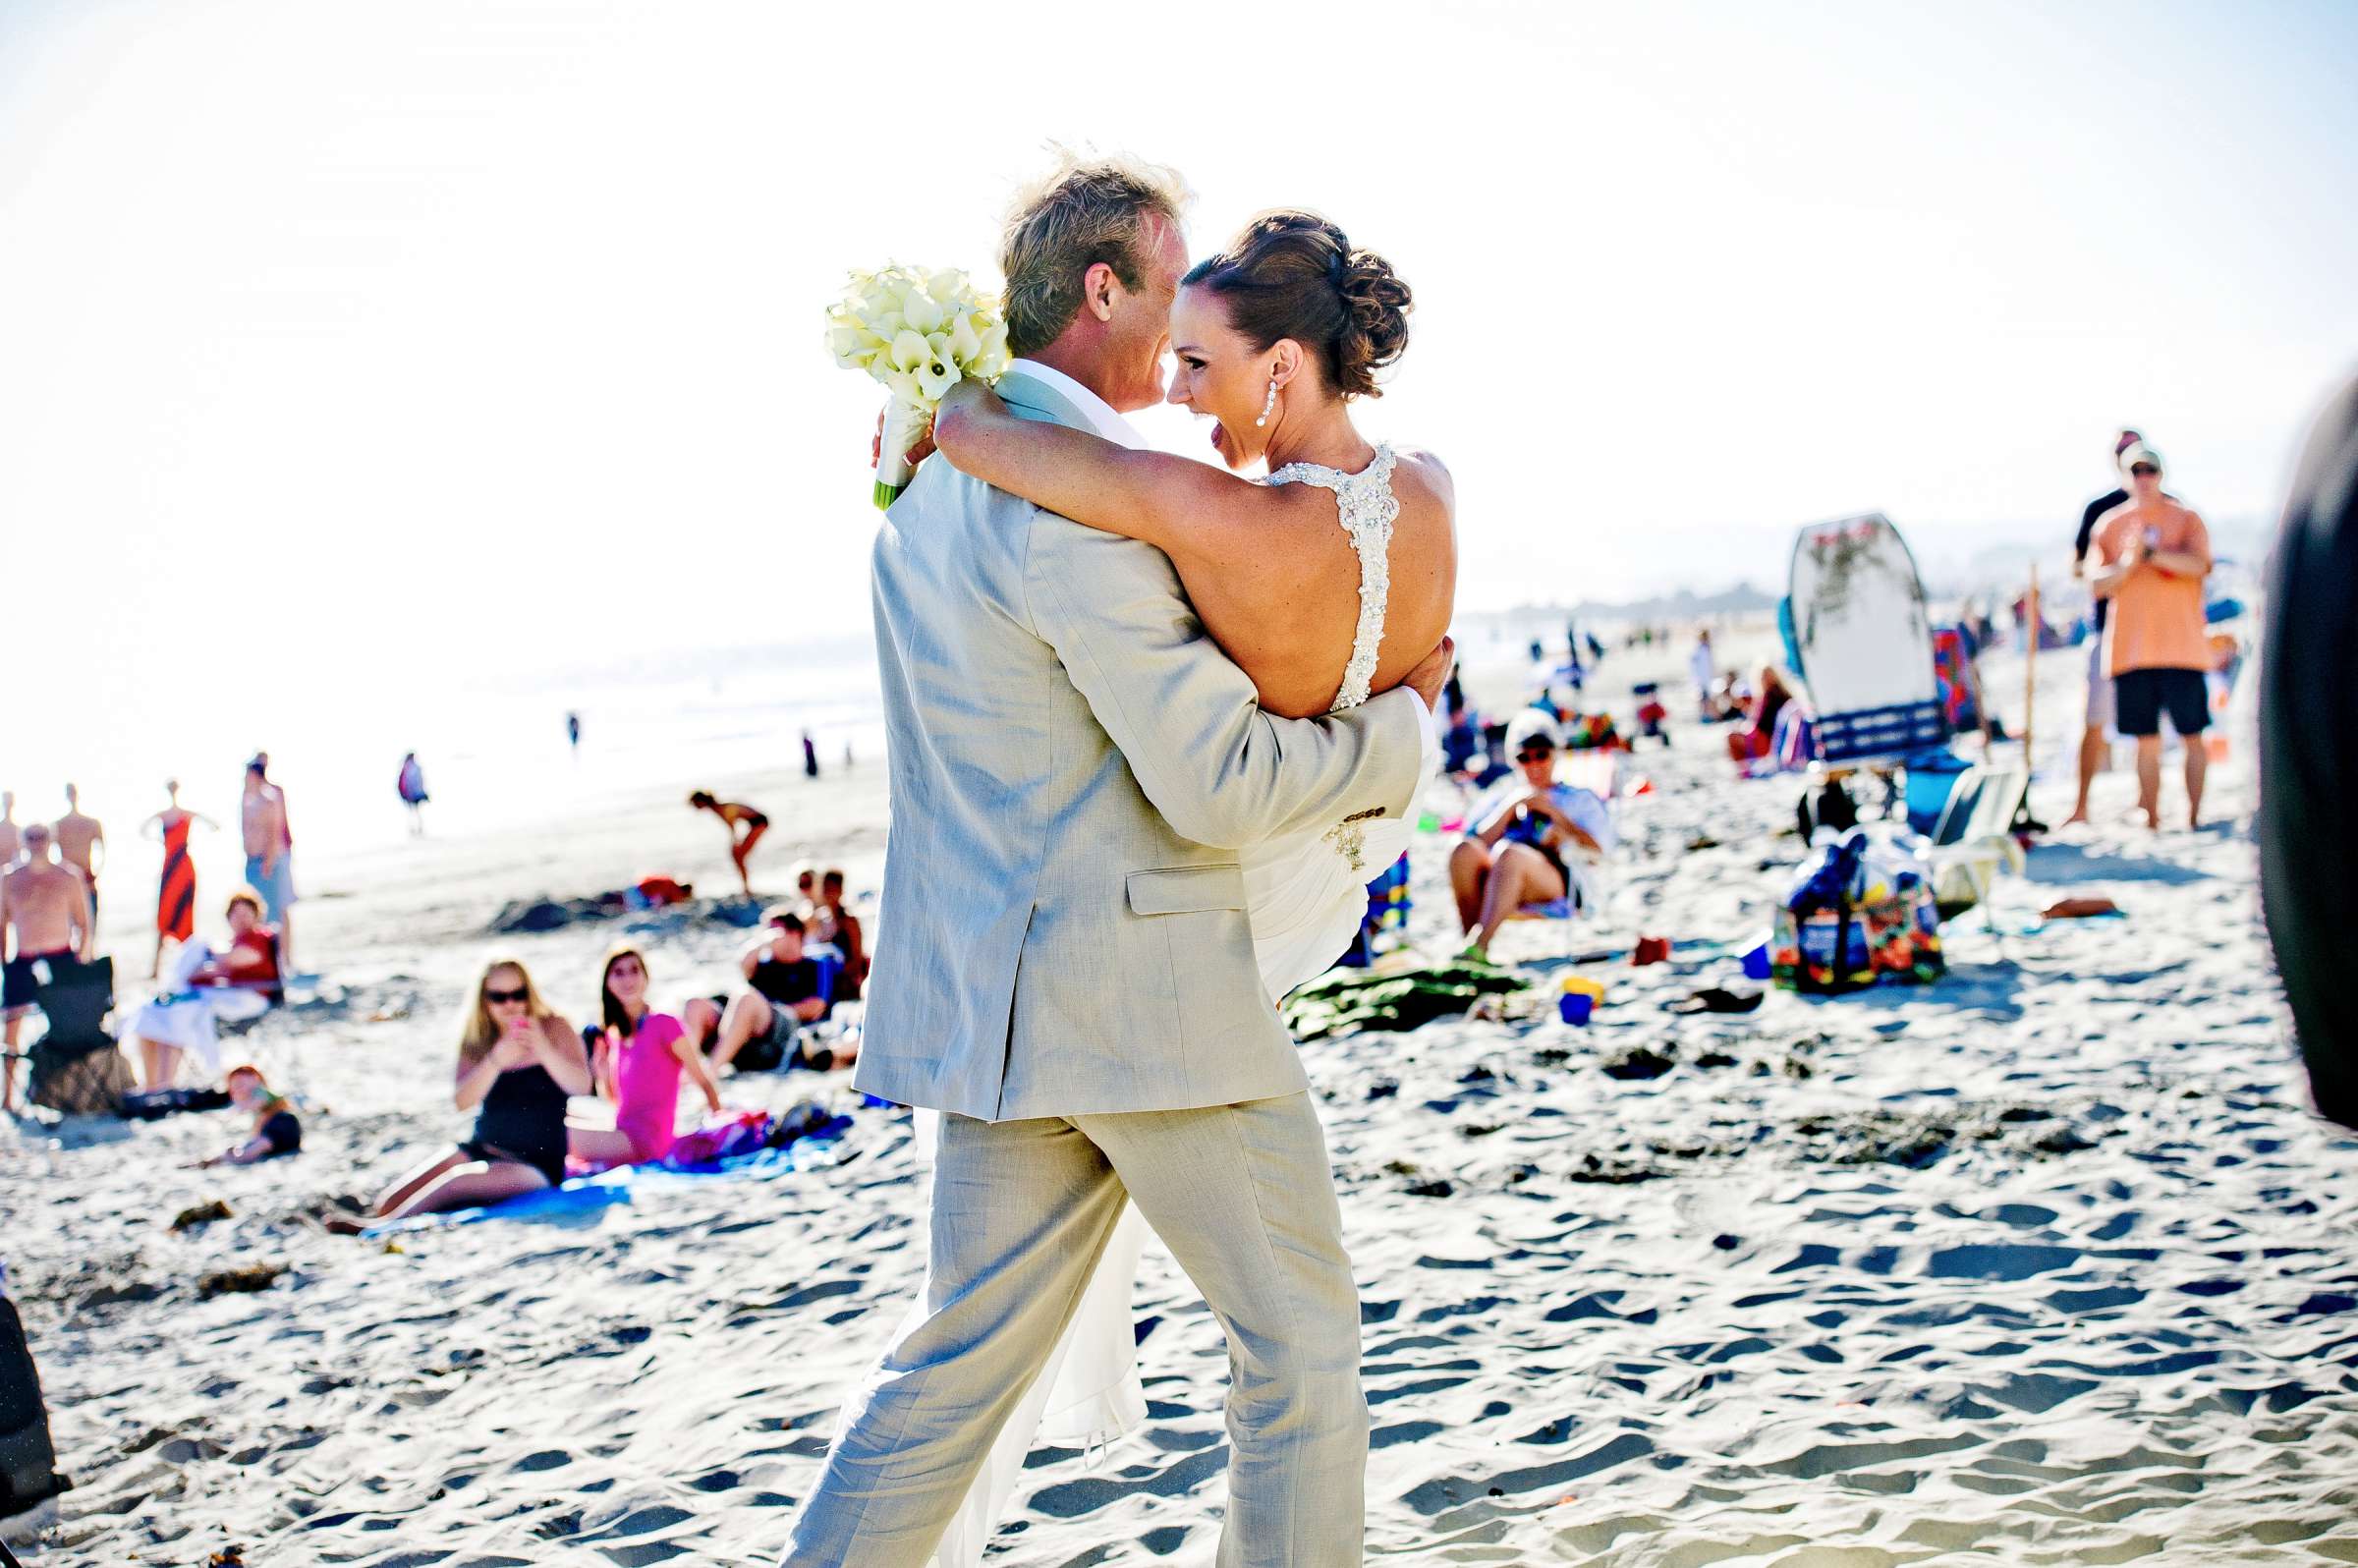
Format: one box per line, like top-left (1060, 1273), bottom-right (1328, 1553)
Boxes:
top-left (1770, 830), bottom-right (1945, 994)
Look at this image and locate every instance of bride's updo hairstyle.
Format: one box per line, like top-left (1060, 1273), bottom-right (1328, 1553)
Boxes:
top-left (1183, 211), bottom-right (1412, 400)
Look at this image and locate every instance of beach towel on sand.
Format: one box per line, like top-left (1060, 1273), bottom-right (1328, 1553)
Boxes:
top-left (1284, 959), bottom-right (1525, 1041)
top-left (365, 1108), bottom-right (850, 1236)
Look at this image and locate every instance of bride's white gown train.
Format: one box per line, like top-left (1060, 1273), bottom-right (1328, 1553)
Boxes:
top-left (920, 446), bottom-right (1431, 1565)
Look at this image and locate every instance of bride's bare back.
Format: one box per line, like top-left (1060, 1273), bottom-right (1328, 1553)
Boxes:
top-left (930, 379), bottom-right (1454, 720)
top-left (1192, 447), bottom-right (1455, 719)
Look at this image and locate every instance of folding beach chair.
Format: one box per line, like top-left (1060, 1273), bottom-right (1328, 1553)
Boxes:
top-left (1919, 760), bottom-right (2030, 938)
top-left (1558, 750), bottom-right (1623, 804)
top-left (20, 957), bottom-right (129, 1116)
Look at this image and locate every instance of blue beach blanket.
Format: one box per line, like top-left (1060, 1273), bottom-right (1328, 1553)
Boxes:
top-left (365, 1113), bottom-right (852, 1237)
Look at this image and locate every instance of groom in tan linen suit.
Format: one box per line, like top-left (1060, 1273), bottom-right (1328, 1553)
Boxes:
top-left (779, 157), bottom-right (1447, 1567)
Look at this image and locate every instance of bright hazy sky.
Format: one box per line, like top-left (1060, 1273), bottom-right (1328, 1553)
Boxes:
top-left (5, 0), bottom-right (2354, 683)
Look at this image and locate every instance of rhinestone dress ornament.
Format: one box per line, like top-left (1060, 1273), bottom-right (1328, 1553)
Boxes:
top-left (1259, 443), bottom-right (1400, 871)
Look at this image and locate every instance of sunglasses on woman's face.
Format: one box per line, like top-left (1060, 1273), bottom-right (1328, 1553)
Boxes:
top-left (484, 986), bottom-right (529, 1005)
top-left (1517, 749), bottom-right (1555, 763)
top-left (2130, 465), bottom-right (2159, 476)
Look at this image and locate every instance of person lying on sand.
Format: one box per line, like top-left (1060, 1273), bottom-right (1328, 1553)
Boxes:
top-left (362, 958), bottom-right (590, 1224)
top-left (688, 790), bottom-right (769, 898)
top-left (568, 945), bottom-right (721, 1169)
top-left (690, 909), bottom-right (855, 1076)
top-left (197, 1064), bottom-right (301, 1167)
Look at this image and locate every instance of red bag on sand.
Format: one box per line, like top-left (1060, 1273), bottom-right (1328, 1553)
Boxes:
top-left (1631, 936), bottom-right (1673, 966)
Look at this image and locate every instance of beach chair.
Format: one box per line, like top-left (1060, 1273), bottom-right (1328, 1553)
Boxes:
top-left (23, 957), bottom-right (130, 1116)
top-left (1786, 513), bottom-right (1949, 828)
top-left (1918, 761), bottom-right (2030, 933)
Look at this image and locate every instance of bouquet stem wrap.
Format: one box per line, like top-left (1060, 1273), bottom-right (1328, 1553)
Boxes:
top-left (875, 394), bottom-right (930, 510)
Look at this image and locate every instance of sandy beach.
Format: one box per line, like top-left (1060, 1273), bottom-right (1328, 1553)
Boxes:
top-left (6, 635), bottom-right (2357, 1567)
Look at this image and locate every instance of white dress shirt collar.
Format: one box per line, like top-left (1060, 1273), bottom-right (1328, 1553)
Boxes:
top-left (1006, 358), bottom-right (1145, 450)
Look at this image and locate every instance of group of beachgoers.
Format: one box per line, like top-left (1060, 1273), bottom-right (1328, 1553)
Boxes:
top-left (359, 893), bottom-right (866, 1226)
top-left (0, 741), bottom-right (881, 1221)
top-left (0, 757), bottom-right (303, 1111)
top-left (111, 874), bottom-right (870, 1196)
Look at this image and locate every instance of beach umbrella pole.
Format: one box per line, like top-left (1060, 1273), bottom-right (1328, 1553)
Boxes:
top-left (2024, 564), bottom-right (2039, 765)
top-left (2014, 563), bottom-right (2045, 832)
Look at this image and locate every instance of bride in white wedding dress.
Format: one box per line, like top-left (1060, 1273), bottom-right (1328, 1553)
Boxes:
top-left (917, 209), bottom-right (1456, 1563)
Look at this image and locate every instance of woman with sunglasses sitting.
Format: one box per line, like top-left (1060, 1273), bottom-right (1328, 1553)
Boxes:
top-left (1450, 711), bottom-right (1605, 960)
top-left (365, 958), bottom-right (590, 1222)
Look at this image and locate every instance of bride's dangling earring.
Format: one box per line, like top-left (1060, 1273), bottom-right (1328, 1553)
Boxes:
top-left (1254, 376), bottom-right (1276, 428)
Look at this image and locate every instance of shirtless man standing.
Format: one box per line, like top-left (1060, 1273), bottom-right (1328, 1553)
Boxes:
top-left (240, 759), bottom-right (295, 973)
top-left (0, 792), bottom-right (21, 868)
top-left (4, 824), bottom-right (97, 1103)
top-left (53, 783), bottom-right (105, 924)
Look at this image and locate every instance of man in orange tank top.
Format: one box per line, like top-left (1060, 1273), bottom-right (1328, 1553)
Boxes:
top-left (2088, 443), bottom-right (2214, 828)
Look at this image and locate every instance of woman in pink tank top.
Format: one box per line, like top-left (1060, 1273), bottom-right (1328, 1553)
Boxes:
top-left (569, 944), bottom-right (721, 1168)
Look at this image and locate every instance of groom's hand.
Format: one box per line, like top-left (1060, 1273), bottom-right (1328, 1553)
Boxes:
top-left (1404, 635), bottom-right (1455, 712)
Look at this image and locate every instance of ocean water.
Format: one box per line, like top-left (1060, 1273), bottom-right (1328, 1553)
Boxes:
top-left (1, 631), bottom-right (886, 930)
top-left (3, 607), bottom-right (1738, 951)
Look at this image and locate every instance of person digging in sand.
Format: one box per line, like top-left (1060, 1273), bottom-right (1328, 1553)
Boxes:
top-left (688, 790), bottom-right (769, 898)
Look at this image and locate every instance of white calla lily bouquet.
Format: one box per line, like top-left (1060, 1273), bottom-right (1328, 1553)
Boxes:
top-left (825, 265), bottom-right (1010, 509)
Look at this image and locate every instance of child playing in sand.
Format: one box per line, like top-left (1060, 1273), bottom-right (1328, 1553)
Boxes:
top-left (570, 945), bottom-right (722, 1169)
top-left (198, 1065), bottom-right (302, 1166)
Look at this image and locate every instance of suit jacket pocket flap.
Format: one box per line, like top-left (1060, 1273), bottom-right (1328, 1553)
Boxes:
top-left (1126, 865), bottom-right (1247, 917)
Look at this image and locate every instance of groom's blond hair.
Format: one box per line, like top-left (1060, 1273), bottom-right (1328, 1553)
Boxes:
top-left (999, 149), bottom-right (1192, 357)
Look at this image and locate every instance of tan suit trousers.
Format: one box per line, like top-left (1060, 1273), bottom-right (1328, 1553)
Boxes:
top-left (779, 1091), bottom-right (1367, 1567)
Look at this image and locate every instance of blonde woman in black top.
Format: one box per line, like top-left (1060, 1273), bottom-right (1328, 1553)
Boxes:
top-left (368, 959), bottom-right (590, 1221)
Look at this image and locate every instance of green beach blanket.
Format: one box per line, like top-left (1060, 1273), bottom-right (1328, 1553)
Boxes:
top-left (1285, 959), bottom-right (1527, 1041)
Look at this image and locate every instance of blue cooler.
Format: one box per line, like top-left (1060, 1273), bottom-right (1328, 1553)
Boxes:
top-left (1903, 750), bottom-right (1971, 836)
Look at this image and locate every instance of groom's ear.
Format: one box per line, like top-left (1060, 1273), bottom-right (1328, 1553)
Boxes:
top-left (1082, 260), bottom-right (1121, 322)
